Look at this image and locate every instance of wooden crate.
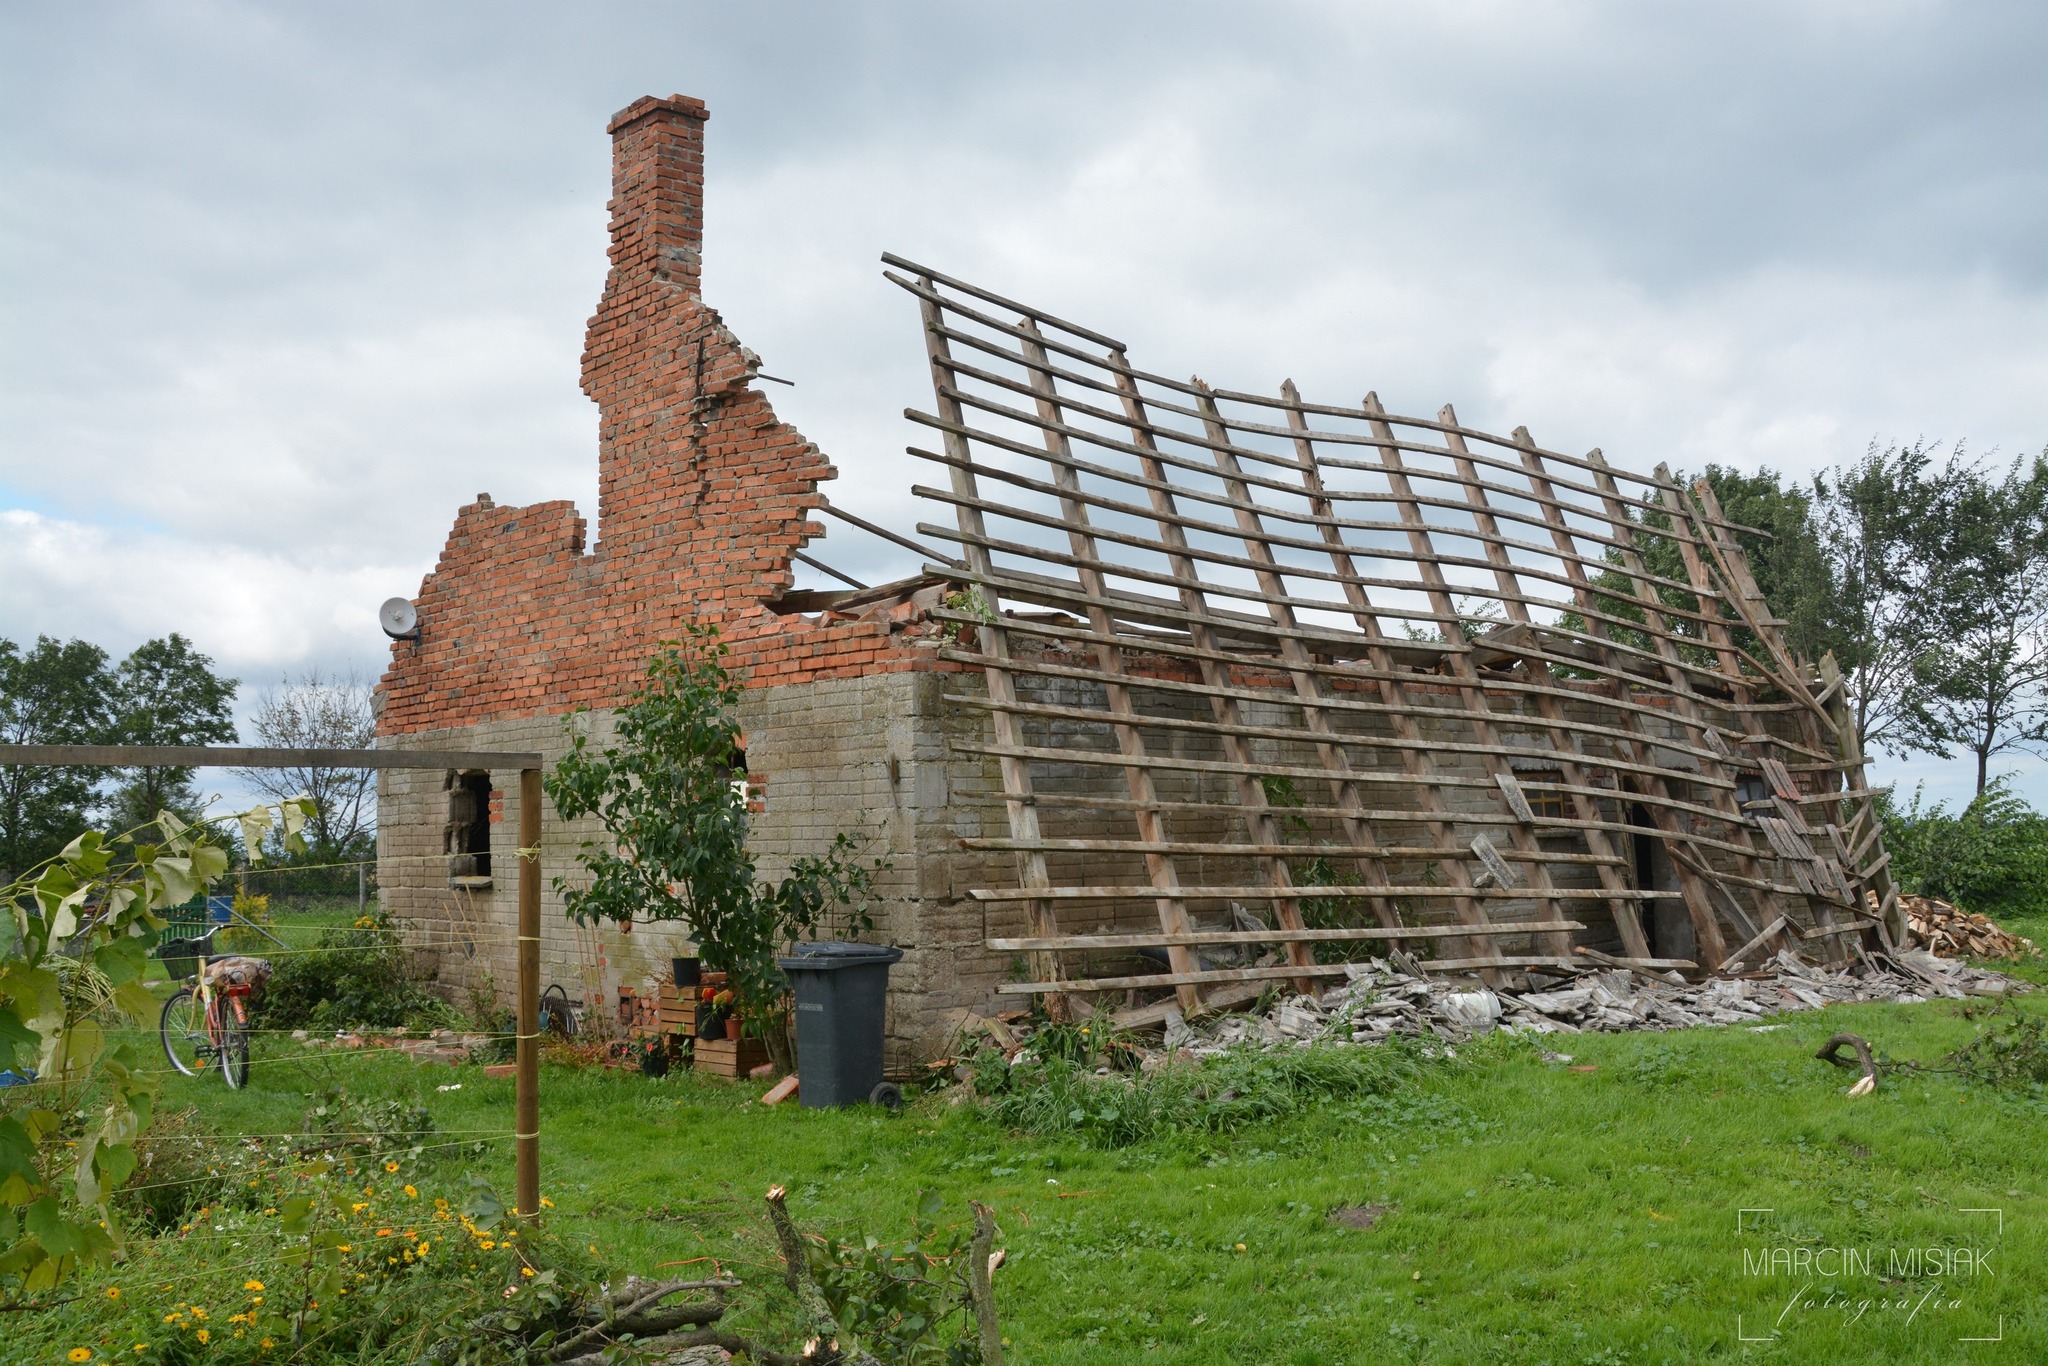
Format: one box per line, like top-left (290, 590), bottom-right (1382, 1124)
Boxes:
top-left (693, 1037), bottom-right (769, 1079)
top-left (658, 982), bottom-right (697, 1036)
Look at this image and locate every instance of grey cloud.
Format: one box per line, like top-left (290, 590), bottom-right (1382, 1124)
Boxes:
top-left (2, 0), bottom-right (2044, 808)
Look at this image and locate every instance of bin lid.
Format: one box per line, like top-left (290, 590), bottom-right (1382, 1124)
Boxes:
top-left (777, 940), bottom-right (904, 971)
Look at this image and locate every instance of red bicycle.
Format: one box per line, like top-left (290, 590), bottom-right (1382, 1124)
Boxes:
top-left (161, 942), bottom-right (269, 1089)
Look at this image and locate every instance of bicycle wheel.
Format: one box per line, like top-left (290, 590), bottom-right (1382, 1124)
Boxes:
top-left (160, 988), bottom-right (209, 1077)
top-left (219, 1000), bottom-right (251, 1090)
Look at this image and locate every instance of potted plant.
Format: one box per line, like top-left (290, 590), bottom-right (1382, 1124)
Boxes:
top-left (707, 988), bottom-right (738, 1039)
top-left (636, 1034), bottom-right (672, 1078)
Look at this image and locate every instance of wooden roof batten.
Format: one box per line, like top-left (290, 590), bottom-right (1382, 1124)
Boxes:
top-left (883, 255), bottom-right (1899, 1024)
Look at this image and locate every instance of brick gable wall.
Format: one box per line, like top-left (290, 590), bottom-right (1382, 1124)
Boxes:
top-left (377, 94), bottom-right (925, 738)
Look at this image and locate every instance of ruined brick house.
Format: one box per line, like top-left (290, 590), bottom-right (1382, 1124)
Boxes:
top-left (376, 94), bottom-right (1897, 1063)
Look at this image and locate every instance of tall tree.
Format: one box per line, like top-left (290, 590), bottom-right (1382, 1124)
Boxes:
top-left (1694, 463), bottom-right (1845, 669)
top-left (1811, 440), bottom-right (1970, 758)
top-left (233, 666), bottom-right (377, 856)
top-left (0, 636), bottom-right (115, 879)
top-left (107, 633), bottom-right (238, 828)
top-left (1915, 450), bottom-right (2048, 794)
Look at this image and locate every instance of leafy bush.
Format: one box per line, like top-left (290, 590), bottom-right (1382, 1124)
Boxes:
top-left (254, 912), bottom-right (455, 1032)
top-left (972, 1037), bottom-right (1432, 1148)
top-left (1878, 778), bottom-right (2048, 921)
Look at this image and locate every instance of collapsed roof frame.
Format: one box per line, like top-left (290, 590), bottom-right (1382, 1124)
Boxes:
top-left (883, 255), bottom-right (1897, 1020)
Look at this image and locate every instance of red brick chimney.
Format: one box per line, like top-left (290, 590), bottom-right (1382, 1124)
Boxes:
top-left (582, 94), bottom-right (721, 557)
top-left (600, 94), bottom-right (708, 297)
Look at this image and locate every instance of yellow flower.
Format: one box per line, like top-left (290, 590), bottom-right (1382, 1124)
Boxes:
top-left (337, 1243), bottom-right (352, 1252)
top-left (539, 1196), bottom-right (555, 1209)
top-left (351, 1203), bottom-right (368, 1214)
top-left (520, 1266), bottom-right (534, 1277)
top-left (105, 1287), bottom-right (121, 1300)
top-left (384, 1161), bottom-right (399, 1173)
top-left (196, 1329), bottom-right (210, 1345)
top-left (433, 1198), bottom-right (448, 1210)
top-left (243, 1280), bottom-right (264, 1292)
top-left (479, 1239), bottom-right (496, 1250)
top-left (261, 1339), bottom-right (273, 1351)
top-left (191, 1308), bottom-right (209, 1320)
top-left (68, 1350), bottom-right (94, 1363)
top-left (417, 1241), bottom-right (430, 1255)
top-left (402, 1185), bottom-right (417, 1199)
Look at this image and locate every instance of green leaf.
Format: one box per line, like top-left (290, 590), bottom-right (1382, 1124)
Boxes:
top-left (93, 934), bottom-right (150, 987)
top-left (0, 1005), bottom-right (39, 1073)
top-left (49, 1016), bottom-right (103, 1081)
top-left (191, 842), bottom-right (229, 882)
top-left (0, 1118), bottom-right (41, 1195)
top-left (280, 1195), bottom-right (316, 1234)
top-left (152, 856), bottom-right (199, 910)
top-left (93, 1142), bottom-right (138, 1190)
top-left (23, 1195), bottom-right (83, 1257)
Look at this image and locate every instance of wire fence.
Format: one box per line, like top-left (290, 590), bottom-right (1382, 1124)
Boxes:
top-left (234, 857), bottom-right (378, 913)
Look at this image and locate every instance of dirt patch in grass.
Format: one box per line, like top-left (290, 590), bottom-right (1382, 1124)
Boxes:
top-left (1327, 1202), bottom-right (1389, 1230)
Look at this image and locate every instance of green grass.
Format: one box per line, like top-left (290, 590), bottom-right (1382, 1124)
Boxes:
top-left (27, 961), bottom-right (2048, 1365)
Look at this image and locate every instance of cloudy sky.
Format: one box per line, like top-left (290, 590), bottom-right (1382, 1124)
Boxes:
top-left (3, 0), bottom-right (2044, 809)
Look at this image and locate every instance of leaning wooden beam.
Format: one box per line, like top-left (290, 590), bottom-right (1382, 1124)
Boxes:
top-left (969, 884), bottom-right (1680, 903)
top-left (1436, 406), bottom-right (1653, 960)
top-left (914, 274), bottom-right (1067, 1016)
top-left (997, 958), bottom-right (1576, 995)
top-left (884, 261), bottom-right (1706, 519)
top-left (1106, 356), bottom-right (1365, 981)
top-left (915, 383), bottom-right (1736, 622)
top-left (1513, 439), bottom-right (1745, 967)
top-left (1017, 320), bottom-right (1208, 1012)
top-left (990, 920), bottom-right (1586, 951)
top-left (933, 609), bottom-right (1762, 781)
top-left (1817, 651), bottom-right (1903, 948)
top-left (1201, 382), bottom-right (1500, 972)
top-left (1350, 393), bottom-right (1577, 964)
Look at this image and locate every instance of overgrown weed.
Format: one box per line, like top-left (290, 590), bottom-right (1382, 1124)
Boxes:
top-left (972, 1036), bottom-right (1438, 1147)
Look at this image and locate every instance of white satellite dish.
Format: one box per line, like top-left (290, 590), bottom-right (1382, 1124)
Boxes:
top-left (379, 597), bottom-right (421, 641)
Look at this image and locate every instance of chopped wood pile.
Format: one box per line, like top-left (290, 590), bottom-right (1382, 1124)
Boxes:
top-left (1137, 950), bottom-right (2026, 1056)
top-left (1901, 895), bottom-right (2038, 961)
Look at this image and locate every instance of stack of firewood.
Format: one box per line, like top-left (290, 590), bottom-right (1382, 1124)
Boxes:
top-left (1901, 895), bottom-right (2038, 961)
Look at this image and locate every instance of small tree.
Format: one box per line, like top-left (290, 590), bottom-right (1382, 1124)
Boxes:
top-left (545, 626), bottom-right (882, 1027)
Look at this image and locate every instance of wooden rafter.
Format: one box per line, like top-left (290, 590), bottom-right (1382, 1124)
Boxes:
top-left (886, 256), bottom-right (1878, 1013)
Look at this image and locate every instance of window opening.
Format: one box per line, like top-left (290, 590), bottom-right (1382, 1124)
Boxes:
top-left (445, 770), bottom-right (493, 884)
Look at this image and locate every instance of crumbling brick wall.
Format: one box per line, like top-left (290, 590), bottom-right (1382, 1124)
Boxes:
top-left (377, 95), bottom-right (911, 740)
top-left (376, 95), bottom-right (962, 1061)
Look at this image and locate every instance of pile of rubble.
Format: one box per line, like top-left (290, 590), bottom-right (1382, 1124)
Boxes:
top-left (290, 1026), bottom-right (495, 1067)
top-left (1158, 949), bottom-right (2027, 1054)
top-left (1903, 895), bottom-right (2038, 962)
